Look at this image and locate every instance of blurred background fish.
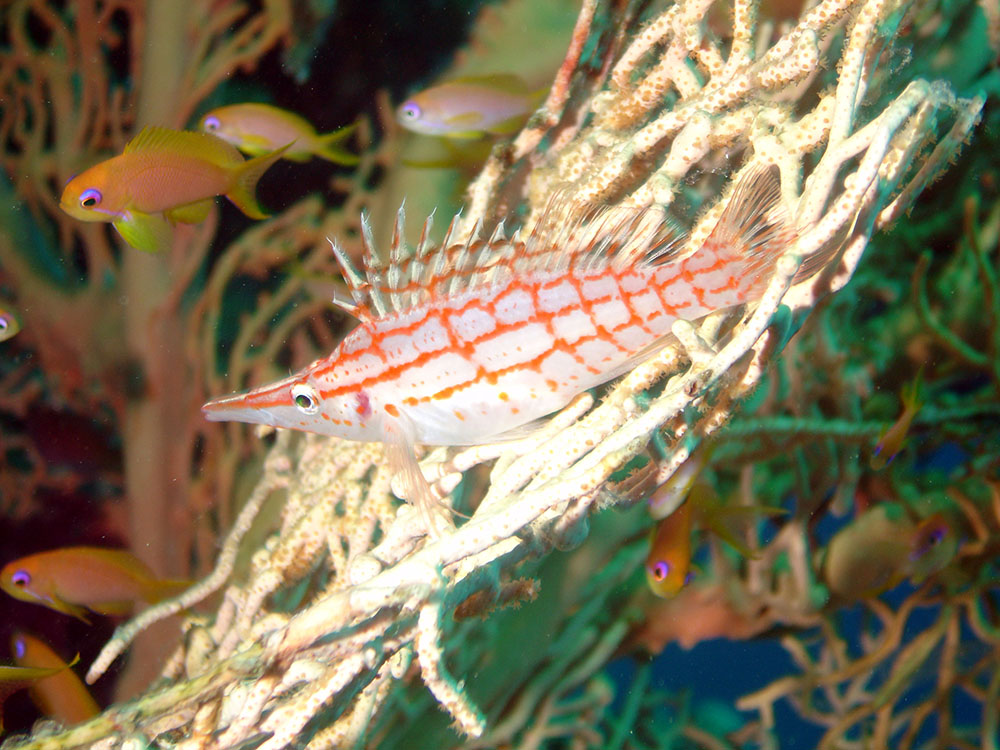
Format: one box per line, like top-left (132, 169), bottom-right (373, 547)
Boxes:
top-left (10, 632), bottom-right (99, 726)
top-left (0, 547), bottom-right (191, 623)
top-left (0, 658), bottom-right (73, 732)
top-left (871, 372), bottom-right (923, 470)
top-left (396, 74), bottom-right (545, 139)
top-left (198, 103), bottom-right (359, 165)
top-left (822, 503), bottom-right (957, 599)
top-left (0, 307), bottom-right (20, 342)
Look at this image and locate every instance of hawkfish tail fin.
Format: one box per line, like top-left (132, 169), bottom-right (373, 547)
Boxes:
top-left (227, 143), bottom-right (290, 219)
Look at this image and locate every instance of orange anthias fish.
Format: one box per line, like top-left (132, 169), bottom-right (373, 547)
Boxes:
top-left (59, 126), bottom-right (288, 252)
top-left (202, 166), bottom-right (793, 531)
top-left (198, 103), bottom-right (359, 165)
top-left (645, 478), bottom-right (782, 598)
top-left (646, 491), bottom-right (697, 598)
top-left (0, 546), bottom-right (191, 623)
top-left (822, 504), bottom-right (956, 599)
top-left (396, 74), bottom-right (545, 139)
top-left (10, 633), bottom-right (99, 726)
top-left (871, 371), bottom-right (923, 470)
top-left (0, 658), bottom-right (75, 732)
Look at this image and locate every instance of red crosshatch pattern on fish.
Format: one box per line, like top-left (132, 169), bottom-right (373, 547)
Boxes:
top-left (202, 166), bottom-right (793, 523)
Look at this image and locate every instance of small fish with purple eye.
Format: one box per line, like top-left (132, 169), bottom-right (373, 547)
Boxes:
top-left (0, 306), bottom-right (20, 342)
top-left (0, 655), bottom-right (79, 733)
top-left (0, 546), bottom-right (192, 623)
top-left (871, 369), bottom-right (923, 470)
top-left (59, 126), bottom-right (288, 252)
top-left (10, 632), bottom-right (99, 726)
top-left (645, 478), bottom-right (785, 598)
top-left (396, 74), bottom-right (546, 139)
top-left (198, 103), bottom-right (359, 165)
top-left (822, 503), bottom-right (957, 599)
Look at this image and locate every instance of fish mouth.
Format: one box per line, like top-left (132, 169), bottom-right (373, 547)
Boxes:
top-left (201, 375), bottom-right (300, 426)
top-left (201, 393), bottom-right (278, 426)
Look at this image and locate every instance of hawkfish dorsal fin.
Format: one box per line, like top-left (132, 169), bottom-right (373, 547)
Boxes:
top-left (327, 238), bottom-right (375, 323)
top-left (342, 193), bottom-right (687, 321)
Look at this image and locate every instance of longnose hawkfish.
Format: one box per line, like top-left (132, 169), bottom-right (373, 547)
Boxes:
top-left (203, 166), bottom-right (794, 534)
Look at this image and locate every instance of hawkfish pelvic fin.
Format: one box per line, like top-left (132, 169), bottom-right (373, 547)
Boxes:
top-left (384, 417), bottom-right (455, 539)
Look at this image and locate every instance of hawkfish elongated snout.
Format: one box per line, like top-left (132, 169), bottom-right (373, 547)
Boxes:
top-left (201, 376), bottom-right (298, 427)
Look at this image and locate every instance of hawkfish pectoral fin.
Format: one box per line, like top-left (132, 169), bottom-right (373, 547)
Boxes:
top-left (113, 212), bottom-right (172, 252)
top-left (384, 418), bottom-right (455, 539)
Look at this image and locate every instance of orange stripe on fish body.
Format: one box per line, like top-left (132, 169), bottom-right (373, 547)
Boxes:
top-left (203, 165), bottom-right (792, 449)
top-left (0, 546), bottom-right (191, 622)
top-left (11, 633), bottom-right (99, 725)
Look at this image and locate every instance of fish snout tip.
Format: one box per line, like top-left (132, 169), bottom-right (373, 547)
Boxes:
top-left (201, 394), bottom-right (241, 421)
top-left (201, 391), bottom-right (280, 427)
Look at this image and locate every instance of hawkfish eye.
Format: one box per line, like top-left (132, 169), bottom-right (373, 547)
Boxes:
top-left (13, 637), bottom-right (26, 659)
top-left (11, 569), bottom-right (30, 586)
top-left (203, 115), bottom-right (221, 131)
top-left (291, 383), bottom-right (320, 415)
top-left (651, 561), bottom-right (670, 581)
top-left (80, 188), bottom-right (101, 208)
top-left (400, 102), bottom-right (421, 120)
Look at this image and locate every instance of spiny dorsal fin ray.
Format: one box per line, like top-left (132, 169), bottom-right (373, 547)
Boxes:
top-left (387, 202), bottom-right (409, 311)
top-left (359, 213), bottom-right (389, 318)
top-left (343, 191), bottom-right (704, 320)
top-left (327, 238), bottom-right (371, 320)
top-left (416, 209), bottom-right (436, 257)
